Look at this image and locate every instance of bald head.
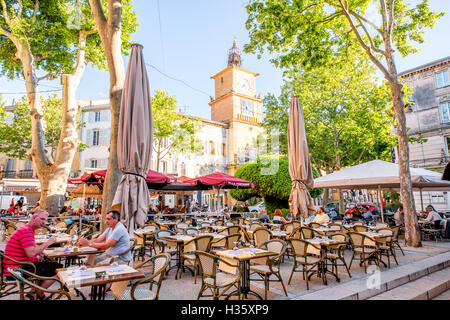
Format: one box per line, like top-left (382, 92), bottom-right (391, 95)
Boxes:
top-left (30, 210), bottom-right (49, 229)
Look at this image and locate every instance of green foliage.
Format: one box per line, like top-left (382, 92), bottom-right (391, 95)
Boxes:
top-left (230, 155), bottom-right (322, 214)
top-left (244, 0), bottom-right (444, 70)
top-left (262, 51), bottom-right (395, 173)
top-left (0, 0), bottom-right (138, 78)
top-left (151, 89), bottom-right (203, 169)
top-left (0, 95), bottom-right (85, 159)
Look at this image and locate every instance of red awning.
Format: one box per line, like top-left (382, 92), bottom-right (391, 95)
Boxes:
top-left (185, 172), bottom-right (254, 189)
top-left (68, 169), bottom-right (176, 185)
top-left (145, 170), bottom-right (177, 184)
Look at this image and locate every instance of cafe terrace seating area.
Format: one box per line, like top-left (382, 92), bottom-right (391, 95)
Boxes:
top-left (1, 213), bottom-right (449, 300)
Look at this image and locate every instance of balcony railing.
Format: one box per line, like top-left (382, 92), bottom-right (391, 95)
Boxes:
top-left (0, 170), bottom-right (38, 179)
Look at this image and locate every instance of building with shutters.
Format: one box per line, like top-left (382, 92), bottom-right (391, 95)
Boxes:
top-left (398, 56), bottom-right (450, 212)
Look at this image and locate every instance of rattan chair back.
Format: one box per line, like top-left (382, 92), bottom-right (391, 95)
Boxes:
top-left (309, 222), bottom-right (321, 228)
top-left (225, 233), bottom-right (241, 249)
top-left (253, 228), bottom-right (272, 248)
top-left (354, 225), bottom-right (369, 232)
top-left (195, 235), bottom-right (214, 252)
top-left (300, 227), bottom-right (315, 240)
top-left (8, 267), bottom-right (70, 300)
top-left (226, 226), bottom-right (241, 235)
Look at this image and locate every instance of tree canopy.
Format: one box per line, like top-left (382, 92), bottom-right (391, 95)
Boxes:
top-left (151, 89), bottom-right (204, 171)
top-left (263, 53), bottom-right (395, 174)
top-left (0, 95), bottom-right (86, 160)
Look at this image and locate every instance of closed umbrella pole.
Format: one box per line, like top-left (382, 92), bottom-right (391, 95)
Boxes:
top-left (112, 44), bottom-right (153, 235)
top-left (288, 96), bottom-right (316, 221)
top-left (420, 187), bottom-right (424, 214)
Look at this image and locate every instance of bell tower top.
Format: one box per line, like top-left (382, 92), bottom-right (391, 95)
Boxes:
top-left (227, 38), bottom-right (242, 67)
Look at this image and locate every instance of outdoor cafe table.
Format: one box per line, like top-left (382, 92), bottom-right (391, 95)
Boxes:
top-left (157, 234), bottom-right (195, 279)
top-left (57, 264), bottom-right (145, 300)
top-left (213, 247), bottom-right (278, 300)
top-left (35, 233), bottom-right (72, 245)
top-left (43, 246), bottom-right (103, 267)
top-left (307, 238), bottom-right (347, 285)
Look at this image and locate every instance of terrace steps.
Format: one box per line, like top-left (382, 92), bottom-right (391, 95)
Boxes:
top-left (294, 250), bottom-right (450, 300)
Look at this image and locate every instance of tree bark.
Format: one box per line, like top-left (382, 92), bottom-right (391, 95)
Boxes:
top-left (11, 38), bottom-right (79, 216)
top-left (89, 0), bottom-right (125, 231)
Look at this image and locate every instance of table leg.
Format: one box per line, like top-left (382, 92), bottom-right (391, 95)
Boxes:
top-left (90, 284), bottom-right (106, 300)
top-left (226, 260), bottom-right (264, 300)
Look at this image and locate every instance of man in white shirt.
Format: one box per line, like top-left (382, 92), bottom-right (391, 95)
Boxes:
top-left (424, 205), bottom-right (443, 223)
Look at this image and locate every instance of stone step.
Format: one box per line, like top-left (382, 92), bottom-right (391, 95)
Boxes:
top-left (294, 251), bottom-right (450, 300)
top-left (369, 267), bottom-right (450, 300)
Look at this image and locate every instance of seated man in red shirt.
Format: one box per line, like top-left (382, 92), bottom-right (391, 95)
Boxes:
top-left (3, 210), bottom-right (62, 299)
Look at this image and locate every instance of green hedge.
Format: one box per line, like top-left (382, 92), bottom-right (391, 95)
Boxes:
top-left (230, 155), bottom-right (322, 214)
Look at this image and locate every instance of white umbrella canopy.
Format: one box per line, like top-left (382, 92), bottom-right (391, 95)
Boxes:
top-left (313, 159), bottom-right (450, 191)
top-left (288, 96), bottom-right (316, 219)
top-left (112, 44), bottom-right (153, 232)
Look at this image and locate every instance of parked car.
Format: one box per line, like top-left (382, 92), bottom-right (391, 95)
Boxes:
top-left (324, 202), bottom-right (339, 214)
top-left (248, 201), bottom-right (265, 213)
top-left (345, 203), bottom-right (377, 215)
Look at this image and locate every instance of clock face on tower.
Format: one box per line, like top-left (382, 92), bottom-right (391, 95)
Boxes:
top-left (240, 79), bottom-right (250, 94)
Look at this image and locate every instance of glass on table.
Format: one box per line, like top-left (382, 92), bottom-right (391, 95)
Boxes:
top-left (249, 240), bottom-right (255, 248)
top-left (233, 241), bottom-right (239, 251)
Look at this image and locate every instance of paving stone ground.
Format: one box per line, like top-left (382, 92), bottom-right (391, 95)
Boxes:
top-left (1, 233), bottom-right (449, 300)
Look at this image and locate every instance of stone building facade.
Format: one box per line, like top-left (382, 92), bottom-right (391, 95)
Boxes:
top-left (400, 56), bottom-right (450, 169)
top-left (399, 56), bottom-right (450, 212)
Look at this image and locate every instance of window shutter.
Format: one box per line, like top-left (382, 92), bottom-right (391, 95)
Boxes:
top-left (84, 159), bottom-right (90, 168)
top-left (106, 128), bottom-right (111, 145)
top-left (87, 130), bottom-right (93, 147)
top-left (88, 112), bottom-right (94, 123)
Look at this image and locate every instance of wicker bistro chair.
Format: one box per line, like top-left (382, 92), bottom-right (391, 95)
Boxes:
top-left (2, 223), bottom-right (17, 241)
top-left (155, 230), bottom-right (178, 267)
top-left (308, 222), bottom-right (321, 229)
top-left (195, 251), bottom-right (242, 300)
top-left (134, 232), bottom-right (157, 262)
top-left (225, 225), bottom-right (241, 235)
top-left (375, 228), bottom-right (399, 268)
top-left (253, 228), bottom-right (273, 248)
top-left (390, 225), bottom-right (405, 256)
top-left (354, 225), bottom-right (369, 233)
top-left (224, 233), bottom-right (242, 250)
top-left (249, 239), bottom-right (288, 300)
top-left (300, 227), bottom-right (318, 240)
top-left (180, 235), bottom-right (214, 283)
top-left (108, 239), bottom-right (137, 265)
top-left (287, 239), bottom-right (325, 290)
top-left (326, 233), bottom-right (352, 278)
top-left (8, 267), bottom-right (71, 300)
top-left (0, 251), bottom-right (36, 298)
top-left (348, 232), bottom-right (378, 273)
top-left (282, 222), bottom-right (296, 235)
top-left (111, 253), bottom-right (171, 300)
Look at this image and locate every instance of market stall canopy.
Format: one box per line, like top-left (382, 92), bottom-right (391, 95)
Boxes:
top-left (313, 159), bottom-right (450, 191)
top-left (185, 172), bottom-right (254, 189)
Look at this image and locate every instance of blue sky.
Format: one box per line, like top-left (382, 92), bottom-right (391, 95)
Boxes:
top-left (0, 0), bottom-right (449, 120)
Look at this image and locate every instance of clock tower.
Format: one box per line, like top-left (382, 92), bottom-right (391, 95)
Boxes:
top-left (209, 39), bottom-right (264, 174)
